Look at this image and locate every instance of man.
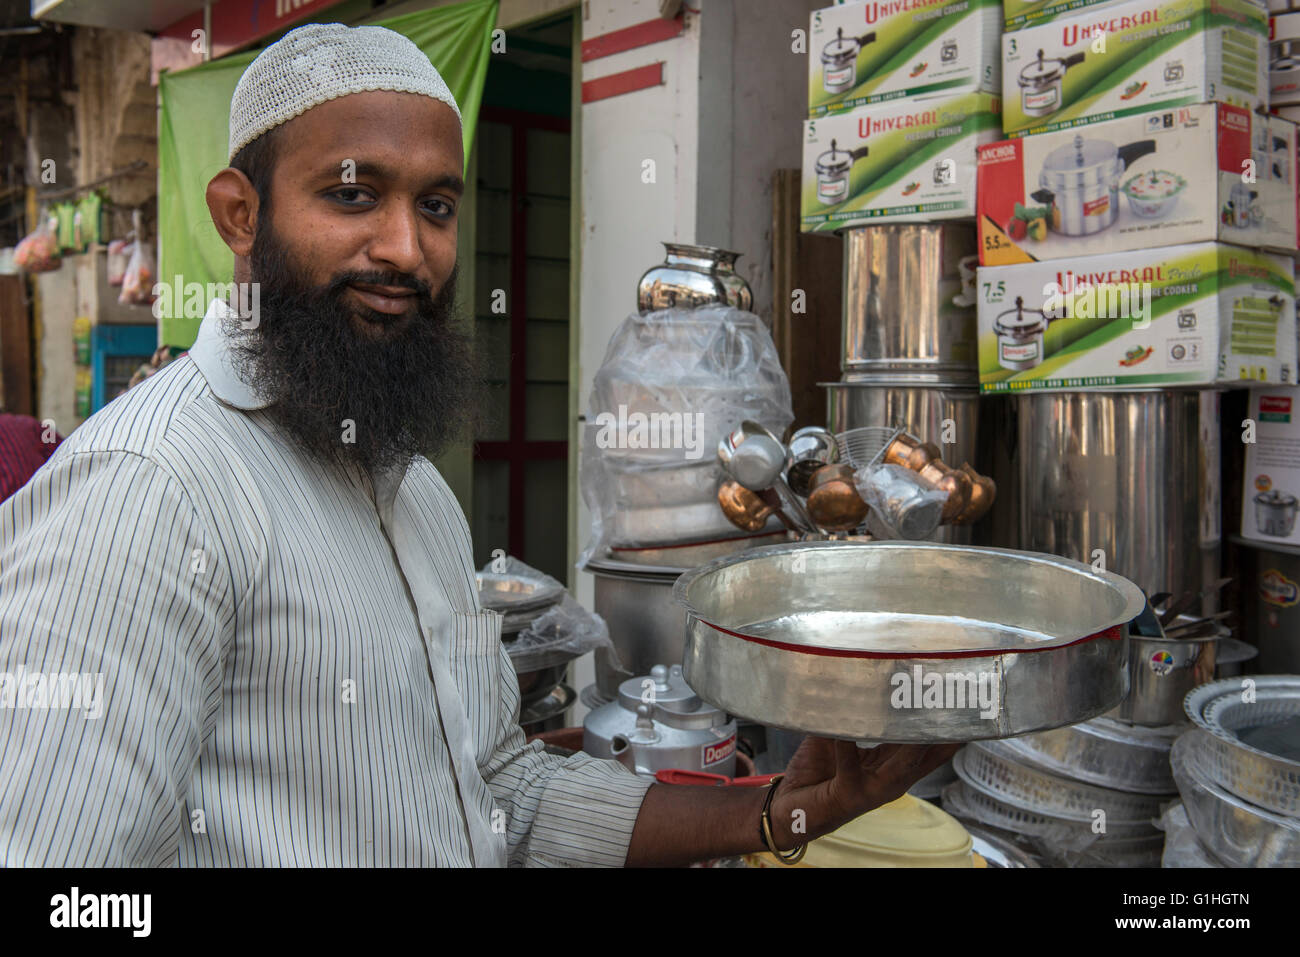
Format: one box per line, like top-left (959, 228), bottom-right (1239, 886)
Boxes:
top-left (0, 23), bottom-right (955, 866)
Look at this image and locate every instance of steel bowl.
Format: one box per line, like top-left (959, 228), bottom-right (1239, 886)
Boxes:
top-left (1171, 729), bottom-right (1300, 867)
top-left (1183, 676), bottom-right (1300, 817)
top-left (673, 541), bottom-right (1143, 741)
top-left (1107, 614), bottom-right (1225, 727)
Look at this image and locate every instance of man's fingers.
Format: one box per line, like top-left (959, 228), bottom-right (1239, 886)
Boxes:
top-left (872, 742), bottom-right (960, 790)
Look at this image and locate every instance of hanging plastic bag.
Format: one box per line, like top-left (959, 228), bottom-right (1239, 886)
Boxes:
top-left (77, 192), bottom-right (103, 247)
top-left (119, 238), bottom-right (155, 305)
top-left (54, 201), bottom-right (77, 251)
top-left (13, 213), bottom-right (62, 273)
top-left (106, 239), bottom-right (131, 286)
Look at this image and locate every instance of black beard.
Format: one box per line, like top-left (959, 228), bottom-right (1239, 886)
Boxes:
top-left (226, 221), bottom-right (483, 476)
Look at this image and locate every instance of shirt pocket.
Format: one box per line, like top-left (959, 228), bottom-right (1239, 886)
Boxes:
top-left (449, 610), bottom-right (505, 765)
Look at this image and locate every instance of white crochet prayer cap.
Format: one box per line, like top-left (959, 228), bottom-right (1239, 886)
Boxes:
top-left (228, 22), bottom-right (462, 162)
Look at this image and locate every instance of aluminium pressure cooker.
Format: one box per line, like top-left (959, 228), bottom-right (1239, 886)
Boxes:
top-left (1030, 135), bottom-right (1157, 236)
top-left (815, 138), bottom-right (870, 206)
top-left (1018, 48), bottom-right (1086, 117)
top-left (992, 296), bottom-right (1052, 371)
top-left (821, 27), bottom-right (878, 93)
top-left (1255, 489), bottom-right (1299, 537)
top-left (582, 664), bottom-right (738, 778)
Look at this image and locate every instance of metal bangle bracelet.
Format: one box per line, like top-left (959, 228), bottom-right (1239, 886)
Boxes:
top-left (759, 775), bottom-right (807, 864)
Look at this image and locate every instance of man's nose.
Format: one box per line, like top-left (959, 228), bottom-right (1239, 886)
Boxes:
top-left (367, 202), bottom-right (424, 275)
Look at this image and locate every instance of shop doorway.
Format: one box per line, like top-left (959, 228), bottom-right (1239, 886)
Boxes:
top-left (469, 12), bottom-right (574, 584)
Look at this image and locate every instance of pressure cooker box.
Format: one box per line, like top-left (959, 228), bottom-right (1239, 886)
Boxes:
top-left (1240, 387), bottom-right (1300, 546)
top-left (801, 91), bottom-right (1002, 231)
top-left (1001, 0), bottom-right (1268, 137)
top-left (976, 103), bottom-right (1299, 265)
top-left (808, 0), bottom-right (1001, 117)
top-left (976, 242), bottom-right (1298, 391)
top-left (1002, 0), bottom-right (1129, 31)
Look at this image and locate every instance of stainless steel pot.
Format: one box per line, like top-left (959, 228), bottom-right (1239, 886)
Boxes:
top-left (824, 376), bottom-right (979, 544)
top-left (1255, 489), bottom-right (1299, 537)
top-left (839, 225), bottom-right (978, 380)
top-left (636, 242), bottom-right (753, 314)
top-left (1030, 135), bottom-right (1157, 236)
top-left (586, 557), bottom-right (688, 699)
top-left (1015, 390), bottom-right (1221, 604)
top-left (815, 138), bottom-right (871, 206)
top-left (820, 26), bottom-right (877, 94)
top-left (991, 297), bottom-right (1051, 371)
top-left (1107, 613), bottom-right (1224, 727)
top-left (1017, 48), bottom-right (1085, 117)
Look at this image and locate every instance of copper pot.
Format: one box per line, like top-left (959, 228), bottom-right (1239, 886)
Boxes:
top-left (719, 480), bottom-right (799, 532)
top-left (953, 463), bottom-right (996, 524)
top-left (917, 460), bottom-right (973, 523)
top-left (718, 480), bottom-right (774, 532)
top-left (806, 464), bottom-right (870, 532)
top-left (883, 433), bottom-right (941, 471)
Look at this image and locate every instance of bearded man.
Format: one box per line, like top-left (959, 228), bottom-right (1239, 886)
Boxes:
top-left (0, 23), bottom-right (954, 867)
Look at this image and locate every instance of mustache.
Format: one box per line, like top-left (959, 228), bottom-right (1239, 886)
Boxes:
top-left (331, 270), bottom-right (432, 297)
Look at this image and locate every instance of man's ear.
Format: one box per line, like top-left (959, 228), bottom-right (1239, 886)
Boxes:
top-left (206, 168), bottom-right (259, 258)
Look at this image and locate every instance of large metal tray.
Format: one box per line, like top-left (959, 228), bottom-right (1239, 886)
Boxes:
top-left (1184, 676), bottom-right (1300, 818)
top-left (959, 741), bottom-right (1167, 824)
top-left (1171, 729), bottom-right (1300, 867)
top-left (941, 781), bottom-right (1163, 866)
top-left (674, 541), bottom-right (1143, 741)
top-left (1002, 717), bottom-right (1181, 796)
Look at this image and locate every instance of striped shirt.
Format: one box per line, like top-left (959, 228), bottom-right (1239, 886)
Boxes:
top-left (0, 299), bottom-right (651, 867)
top-left (0, 414), bottom-right (62, 503)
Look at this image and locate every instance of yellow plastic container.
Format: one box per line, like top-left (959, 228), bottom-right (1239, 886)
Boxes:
top-left (747, 794), bottom-right (974, 868)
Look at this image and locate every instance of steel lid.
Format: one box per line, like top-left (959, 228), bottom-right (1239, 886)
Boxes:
top-left (1019, 51), bottom-right (1066, 85)
top-left (816, 138), bottom-right (854, 175)
top-left (1256, 489), bottom-right (1298, 508)
top-left (1040, 134), bottom-right (1118, 189)
top-left (822, 29), bottom-right (858, 61)
top-left (992, 296), bottom-right (1047, 336)
top-left (615, 663), bottom-right (729, 728)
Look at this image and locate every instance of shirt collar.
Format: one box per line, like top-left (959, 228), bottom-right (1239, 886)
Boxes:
top-left (188, 298), bottom-right (273, 411)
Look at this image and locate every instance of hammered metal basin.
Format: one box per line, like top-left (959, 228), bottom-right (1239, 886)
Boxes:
top-left (1184, 676), bottom-right (1300, 817)
top-left (673, 541), bottom-right (1143, 742)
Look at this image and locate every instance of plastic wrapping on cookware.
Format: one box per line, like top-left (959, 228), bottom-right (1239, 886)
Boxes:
top-left (1157, 803), bottom-right (1223, 868)
top-left (578, 305), bottom-right (793, 566)
top-left (853, 463), bottom-right (946, 540)
top-left (481, 557), bottom-right (617, 673)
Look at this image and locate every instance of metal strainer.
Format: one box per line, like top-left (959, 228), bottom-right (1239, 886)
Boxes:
top-left (835, 425), bottom-right (907, 469)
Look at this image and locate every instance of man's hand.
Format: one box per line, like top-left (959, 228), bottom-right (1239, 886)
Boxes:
top-left (625, 736), bottom-right (961, 866)
top-left (765, 738), bottom-right (963, 849)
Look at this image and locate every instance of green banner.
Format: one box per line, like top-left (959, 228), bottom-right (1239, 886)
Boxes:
top-left (157, 0), bottom-right (498, 347)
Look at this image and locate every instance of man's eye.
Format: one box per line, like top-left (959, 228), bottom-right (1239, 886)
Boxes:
top-left (423, 199), bottom-right (455, 218)
top-left (329, 188), bottom-right (373, 205)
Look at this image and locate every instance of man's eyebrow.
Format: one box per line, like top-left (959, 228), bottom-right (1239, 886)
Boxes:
top-left (312, 160), bottom-right (464, 195)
